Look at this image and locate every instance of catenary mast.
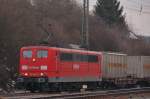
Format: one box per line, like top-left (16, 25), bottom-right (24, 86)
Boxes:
top-left (81, 0), bottom-right (89, 49)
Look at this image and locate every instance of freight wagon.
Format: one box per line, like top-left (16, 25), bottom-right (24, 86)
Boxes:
top-left (100, 52), bottom-right (128, 88)
top-left (127, 56), bottom-right (150, 87)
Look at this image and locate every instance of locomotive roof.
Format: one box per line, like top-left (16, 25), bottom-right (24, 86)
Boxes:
top-left (21, 46), bottom-right (101, 55)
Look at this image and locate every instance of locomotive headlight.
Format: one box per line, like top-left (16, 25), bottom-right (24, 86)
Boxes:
top-left (32, 58), bottom-right (36, 62)
top-left (40, 73), bottom-right (44, 76)
top-left (24, 73), bottom-right (28, 76)
top-left (22, 65), bottom-right (28, 70)
top-left (40, 65), bottom-right (47, 70)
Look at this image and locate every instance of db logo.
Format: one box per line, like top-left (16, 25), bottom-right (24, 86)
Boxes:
top-left (73, 64), bottom-right (80, 70)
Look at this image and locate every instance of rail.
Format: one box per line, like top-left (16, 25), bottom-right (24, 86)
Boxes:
top-left (1, 87), bottom-right (150, 99)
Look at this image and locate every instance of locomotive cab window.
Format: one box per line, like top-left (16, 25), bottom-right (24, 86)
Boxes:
top-left (37, 50), bottom-right (48, 58)
top-left (23, 50), bottom-right (32, 58)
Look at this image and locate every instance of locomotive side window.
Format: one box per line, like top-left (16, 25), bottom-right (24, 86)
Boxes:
top-left (37, 50), bottom-right (48, 58)
top-left (60, 53), bottom-right (73, 61)
top-left (82, 55), bottom-right (88, 62)
top-left (73, 54), bottom-right (81, 62)
top-left (23, 50), bottom-right (32, 58)
top-left (60, 52), bottom-right (98, 63)
top-left (88, 55), bottom-right (98, 63)
top-left (73, 54), bottom-right (88, 62)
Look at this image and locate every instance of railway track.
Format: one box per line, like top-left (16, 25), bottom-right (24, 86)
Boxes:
top-left (1, 87), bottom-right (150, 99)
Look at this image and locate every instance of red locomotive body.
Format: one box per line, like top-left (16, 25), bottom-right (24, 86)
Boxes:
top-left (18, 46), bottom-right (102, 91)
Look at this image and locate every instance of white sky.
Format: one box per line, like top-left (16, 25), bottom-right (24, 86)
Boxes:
top-left (81, 0), bottom-right (150, 36)
top-left (119, 0), bottom-right (150, 36)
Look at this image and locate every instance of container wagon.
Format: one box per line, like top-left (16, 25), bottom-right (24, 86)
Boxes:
top-left (101, 52), bottom-right (128, 88)
top-left (127, 56), bottom-right (150, 87)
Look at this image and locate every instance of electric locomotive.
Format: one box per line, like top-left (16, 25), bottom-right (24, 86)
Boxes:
top-left (17, 46), bottom-right (102, 92)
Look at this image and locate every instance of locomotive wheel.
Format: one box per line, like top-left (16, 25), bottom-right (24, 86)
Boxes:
top-left (30, 89), bottom-right (36, 93)
top-left (27, 83), bottom-right (37, 93)
top-left (39, 83), bottom-right (49, 92)
top-left (100, 81), bottom-right (117, 90)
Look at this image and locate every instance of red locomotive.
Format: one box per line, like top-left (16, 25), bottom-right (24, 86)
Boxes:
top-left (17, 46), bottom-right (102, 92)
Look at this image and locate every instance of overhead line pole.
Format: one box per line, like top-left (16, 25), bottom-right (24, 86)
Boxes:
top-left (81, 0), bottom-right (89, 49)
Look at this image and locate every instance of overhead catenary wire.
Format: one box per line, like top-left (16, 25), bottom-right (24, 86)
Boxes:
top-left (126, 0), bottom-right (150, 10)
top-left (81, 0), bottom-right (150, 8)
top-left (127, 0), bottom-right (150, 5)
top-left (81, 0), bottom-right (150, 36)
top-left (78, 0), bottom-right (150, 14)
top-left (124, 0), bottom-right (150, 14)
top-left (126, 7), bottom-right (150, 14)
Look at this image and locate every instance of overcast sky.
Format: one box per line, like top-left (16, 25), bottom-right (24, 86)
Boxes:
top-left (86, 0), bottom-right (150, 36)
